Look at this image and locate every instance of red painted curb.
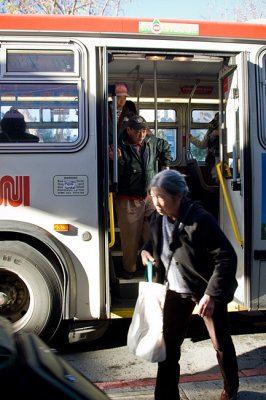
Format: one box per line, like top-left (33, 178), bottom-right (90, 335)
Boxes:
top-left (96, 367), bottom-right (266, 390)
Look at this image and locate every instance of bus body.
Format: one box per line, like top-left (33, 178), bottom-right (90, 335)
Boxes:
top-left (0, 14), bottom-right (265, 343)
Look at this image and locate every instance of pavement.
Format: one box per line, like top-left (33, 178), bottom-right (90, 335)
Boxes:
top-left (96, 369), bottom-right (266, 399)
top-left (95, 330), bottom-right (266, 400)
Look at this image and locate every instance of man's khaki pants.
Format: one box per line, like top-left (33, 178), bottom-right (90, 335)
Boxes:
top-left (115, 196), bottom-right (155, 273)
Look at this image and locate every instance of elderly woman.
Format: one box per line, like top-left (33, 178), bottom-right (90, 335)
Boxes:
top-left (141, 169), bottom-right (239, 400)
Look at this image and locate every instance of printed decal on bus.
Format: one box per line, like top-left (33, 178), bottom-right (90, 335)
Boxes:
top-left (53, 175), bottom-right (88, 196)
top-left (139, 20), bottom-right (199, 35)
top-left (0, 176), bottom-right (30, 207)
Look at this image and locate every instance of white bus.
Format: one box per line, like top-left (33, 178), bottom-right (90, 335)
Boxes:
top-left (0, 14), bottom-right (265, 344)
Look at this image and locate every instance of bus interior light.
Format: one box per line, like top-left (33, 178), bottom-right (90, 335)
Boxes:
top-left (145, 55), bottom-right (166, 61)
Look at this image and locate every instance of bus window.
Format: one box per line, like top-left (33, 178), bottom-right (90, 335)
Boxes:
top-left (138, 109), bottom-right (154, 122)
top-left (258, 51), bottom-right (266, 149)
top-left (6, 49), bottom-right (75, 74)
top-left (0, 83), bottom-right (79, 143)
top-left (190, 109), bottom-right (218, 162)
top-left (157, 110), bottom-right (176, 122)
top-left (190, 128), bottom-right (208, 161)
top-left (149, 128), bottom-right (177, 162)
top-left (139, 109), bottom-right (176, 123)
top-left (192, 109), bottom-right (216, 123)
top-left (139, 108), bottom-right (177, 161)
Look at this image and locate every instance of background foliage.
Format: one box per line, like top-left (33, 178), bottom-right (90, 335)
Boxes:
top-left (0, 0), bottom-right (131, 16)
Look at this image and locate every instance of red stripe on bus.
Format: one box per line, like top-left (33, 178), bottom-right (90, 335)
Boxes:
top-left (1, 15), bottom-right (266, 40)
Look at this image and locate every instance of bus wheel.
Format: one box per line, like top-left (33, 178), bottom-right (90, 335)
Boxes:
top-left (0, 240), bottom-right (63, 342)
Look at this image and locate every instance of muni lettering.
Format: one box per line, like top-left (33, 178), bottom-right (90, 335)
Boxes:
top-left (0, 176), bottom-right (30, 207)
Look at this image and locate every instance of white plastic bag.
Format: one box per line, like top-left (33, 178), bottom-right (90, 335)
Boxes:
top-left (127, 280), bottom-right (166, 363)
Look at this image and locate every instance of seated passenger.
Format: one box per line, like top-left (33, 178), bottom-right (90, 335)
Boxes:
top-left (0, 107), bottom-right (39, 142)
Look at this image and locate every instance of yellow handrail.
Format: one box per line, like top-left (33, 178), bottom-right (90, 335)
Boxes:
top-left (216, 162), bottom-right (244, 247)
top-left (108, 192), bottom-right (115, 248)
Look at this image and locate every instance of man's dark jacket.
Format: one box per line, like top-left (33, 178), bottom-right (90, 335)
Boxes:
top-left (143, 197), bottom-right (238, 304)
top-left (116, 132), bottom-right (172, 197)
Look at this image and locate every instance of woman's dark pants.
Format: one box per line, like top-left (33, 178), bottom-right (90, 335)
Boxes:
top-left (154, 290), bottom-right (239, 400)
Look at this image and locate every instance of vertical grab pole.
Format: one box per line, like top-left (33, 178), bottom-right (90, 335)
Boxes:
top-left (108, 84), bottom-right (118, 247)
top-left (153, 61), bottom-right (159, 173)
top-left (112, 94), bottom-right (118, 191)
top-left (108, 192), bottom-right (115, 248)
top-left (154, 61), bottom-right (158, 136)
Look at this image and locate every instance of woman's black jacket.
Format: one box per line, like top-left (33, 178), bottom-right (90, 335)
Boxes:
top-left (143, 198), bottom-right (238, 304)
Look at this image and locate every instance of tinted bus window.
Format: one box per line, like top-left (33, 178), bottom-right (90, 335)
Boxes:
top-left (139, 108), bottom-right (177, 161)
top-left (192, 109), bottom-right (217, 123)
top-left (6, 50), bottom-right (75, 73)
top-left (190, 128), bottom-right (208, 161)
top-left (0, 83), bottom-right (79, 143)
top-left (140, 109), bottom-right (176, 122)
top-left (190, 109), bottom-right (218, 161)
top-left (149, 128), bottom-right (177, 162)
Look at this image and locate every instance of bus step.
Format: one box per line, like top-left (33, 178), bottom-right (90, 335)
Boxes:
top-left (111, 250), bottom-right (123, 257)
top-left (118, 274), bottom-right (145, 298)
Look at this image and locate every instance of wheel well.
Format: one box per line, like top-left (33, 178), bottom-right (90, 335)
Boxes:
top-left (0, 221), bottom-right (78, 324)
top-left (0, 231), bottom-right (64, 282)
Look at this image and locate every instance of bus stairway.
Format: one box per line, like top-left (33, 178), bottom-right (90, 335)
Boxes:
top-left (110, 228), bottom-right (146, 317)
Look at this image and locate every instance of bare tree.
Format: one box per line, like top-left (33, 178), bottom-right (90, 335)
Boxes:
top-left (207, 0), bottom-right (266, 22)
top-left (0, 0), bottom-right (132, 16)
top-left (232, 0), bottom-right (266, 22)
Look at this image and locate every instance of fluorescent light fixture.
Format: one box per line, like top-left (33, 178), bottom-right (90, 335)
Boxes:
top-left (129, 97), bottom-right (219, 104)
top-left (145, 55), bottom-right (166, 61)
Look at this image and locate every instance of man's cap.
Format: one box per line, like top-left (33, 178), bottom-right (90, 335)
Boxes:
top-left (127, 115), bottom-right (148, 131)
top-left (2, 107), bottom-right (25, 120)
top-left (115, 83), bottom-right (129, 97)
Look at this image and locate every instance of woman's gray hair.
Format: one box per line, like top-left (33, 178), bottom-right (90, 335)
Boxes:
top-left (149, 169), bottom-right (188, 196)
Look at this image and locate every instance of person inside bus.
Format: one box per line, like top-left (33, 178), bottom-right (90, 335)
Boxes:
top-left (109, 115), bottom-right (172, 280)
top-left (0, 107), bottom-right (39, 142)
top-left (140, 169), bottom-right (239, 400)
top-left (189, 112), bottom-right (219, 181)
top-left (108, 83), bottom-right (137, 144)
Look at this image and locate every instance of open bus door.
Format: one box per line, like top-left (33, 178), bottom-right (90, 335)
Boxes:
top-left (250, 47), bottom-right (266, 311)
top-left (96, 47), bottom-right (124, 315)
top-left (218, 52), bottom-right (249, 311)
top-left (95, 46), bottom-right (112, 319)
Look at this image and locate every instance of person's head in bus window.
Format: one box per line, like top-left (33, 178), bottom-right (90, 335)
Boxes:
top-left (115, 82), bottom-right (129, 111)
top-left (124, 100), bottom-right (137, 115)
top-left (210, 112), bottom-right (219, 131)
top-left (0, 107), bottom-right (39, 142)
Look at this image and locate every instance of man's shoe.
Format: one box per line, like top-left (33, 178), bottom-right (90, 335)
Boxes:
top-left (220, 389), bottom-right (238, 400)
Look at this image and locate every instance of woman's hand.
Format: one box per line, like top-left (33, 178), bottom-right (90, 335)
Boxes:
top-left (140, 250), bottom-right (156, 267)
top-left (197, 294), bottom-right (215, 318)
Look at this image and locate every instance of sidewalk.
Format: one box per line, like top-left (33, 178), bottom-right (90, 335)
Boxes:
top-left (96, 330), bottom-right (266, 400)
top-left (97, 368), bottom-right (266, 399)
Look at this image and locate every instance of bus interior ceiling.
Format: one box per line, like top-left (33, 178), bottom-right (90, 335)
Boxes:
top-left (108, 50), bottom-right (224, 101)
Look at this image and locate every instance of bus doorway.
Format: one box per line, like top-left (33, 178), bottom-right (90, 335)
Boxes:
top-left (106, 48), bottom-right (244, 316)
